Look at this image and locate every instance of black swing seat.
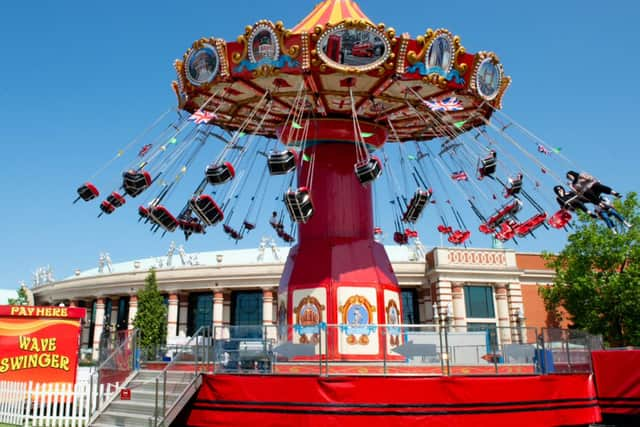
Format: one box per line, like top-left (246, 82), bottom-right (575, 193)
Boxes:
top-left (100, 200), bottom-right (116, 215)
top-left (505, 174), bottom-right (523, 197)
top-left (138, 205), bottom-right (150, 220)
top-left (243, 221), bottom-right (256, 230)
top-left (190, 195), bottom-right (224, 226)
top-left (355, 156), bottom-right (382, 185)
top-left (281, 232), bottom-right (295, 243)
top-left (123, 170), bottom-right (152, 197)
top-left (284, 187), bottom-right (314, 223)
top-left (149, 205), bottom-right (178, 232)
top-left (77, 182), bottom-right (99, 202)
top-left (402, 188), bottom-right (432, 223)
top-left (267, 150), bottom-right (297, 175)
top-left (223, 224), bottom-right (242, 240)
top-left (179, 217), bottom-right (205, 235)
top-left (477, 151), bottom-right (497, 179)
top-left (206, 161), bottom-right (235, 185)
top-left (393, 231), bottom-right (409, 245)
top-left (106, 192), bottom-right (126, 208)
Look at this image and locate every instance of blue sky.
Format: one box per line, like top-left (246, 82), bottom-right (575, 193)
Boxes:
top-left (0, 0), bottom-right (638, 299)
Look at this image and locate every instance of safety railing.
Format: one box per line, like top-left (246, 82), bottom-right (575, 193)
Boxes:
top-left (87, 329), bottom-right (139, 422)
top-left (148, 325), bottom-right (212, 427)
top-left (208, 324), bottom-right (602, 377)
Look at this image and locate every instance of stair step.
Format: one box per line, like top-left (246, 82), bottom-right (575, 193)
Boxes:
top-left (92, 410), bottom-right (153, 427)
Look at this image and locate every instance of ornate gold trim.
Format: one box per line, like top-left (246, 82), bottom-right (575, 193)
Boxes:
top-left (181, 38), bottom-right (228, 89)
top-left (470, 51), bottom-right (505, 102)
top-left (313, 20), bottom-right (393, 74)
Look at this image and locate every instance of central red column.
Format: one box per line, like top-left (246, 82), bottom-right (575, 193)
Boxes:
top-left (276, 119), bottom-right (403, 360)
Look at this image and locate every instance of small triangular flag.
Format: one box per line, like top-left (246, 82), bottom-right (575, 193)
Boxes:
top-left (361, 132), bottom-right (374, 138)
top-left (552, 147), bottom-right (562, 153)
top-left (292, 121), bottom-right (303, 129)
top-left (117, 150), bottom-right (124, 157)
top-left (407, 154), bottom-right (417, 160)
top-left (454, 120), bottom-right (467, 129)
top-left (180, 166), bottom-right (187, 173)
top-left (168, 137), bottom-right (177, 144)
top-left (238, 132), bottom-right (246, 137)
top-left (302, 153), bottom-right (311, 162)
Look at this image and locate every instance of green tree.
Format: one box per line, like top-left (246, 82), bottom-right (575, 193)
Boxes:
top-left (8, 283), bottom-right (30, 305)
top-left (540, 192), bottom-right (640, 347)
top-left (133, 270), bottom-right (167, 358)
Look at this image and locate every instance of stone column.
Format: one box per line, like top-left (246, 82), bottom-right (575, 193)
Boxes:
top-left (109, 298), bottom-right (118, 330)
top-left (434, 280), bottom-right (453, 323)
top-left (213, 291), bottom-right (224, 339)
top-left (167, 293), bottom-right (179, 342)
top-left (128, 295), bottom-right (138, 330)
top-left (507, 282), bottom-right (526, 343)
top-left (495, 283), bottom-right (511, 344)
top-left (222, 291), bottom-right (231, 340)
top-left (92, 298), bottom-right (105, 360)
top-left (263, 289), bottom-right (276, 340)
top-left (451, 283), bottom-right (467, 331)
top-left (178, 294), bottom-right (189, 337)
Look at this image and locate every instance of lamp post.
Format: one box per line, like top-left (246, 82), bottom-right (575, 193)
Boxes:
top-left (514, 306), bottom-right (525, 344)
top-left (442, 303), bottom-right (452, 375)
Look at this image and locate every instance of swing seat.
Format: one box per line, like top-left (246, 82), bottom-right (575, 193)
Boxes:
top-left (494, 220), bottom-right (516, 242)
top-left (149, 205), bottom-right (178, 232)
top-left (504, 175), bottom-right (523, 197)
top-left (482, 199), bottom-right (522, 231)
top-left (107, 192), bottom-right (126, 208)
top-left (270, 218), bottom-right (284, 230)
top-left (281, 232), bottom-right (295, 243)
top-left (437, 224), bottom-right (453, 234)
top-left (243, 221), bottom-right (256, 230)
top-left (355, 156), bottom-right (382, 185)
top-left (179, 218), bottom-right (205, 235)
top-left (514, 213), bottom-right (548, 237)
top-left (77, 182), bottom-right (99, 202)
top-left (138, 205), bottom-right (150, 220)
top-left (548, 209), bottom-right (572, 229)
top-left (477, 151), bottom-right (497, 179)
top-left (223, 224), bottom-right (233, 234)
top-left (404, 228), bottom-right (418, 238)
top-left (100, 200), bottom-right (116, 215)
top-left (393, 231), bottom-right (409, 245)
top-left (374, 227), bottom-right (383, 235)
top-left (223, 225), bottom-right (242, 240)
top-left (190, 195), bottom-right (224, 226)
top-left (448, 230), bottom-right (471, 245)
top-left (267, 150), bottom-right (297, 175)
top-left (205, 161), bottom-right (235, 185)
top-left (284, 187), bottom-right (314, 223)
top-left (122, 170), bottom-right (152, 197)
top-left (402, 188), bottom-right (432, 223)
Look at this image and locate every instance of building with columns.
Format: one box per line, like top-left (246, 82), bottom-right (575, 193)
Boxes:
top-left (30, 244), bottom-right (557, 360)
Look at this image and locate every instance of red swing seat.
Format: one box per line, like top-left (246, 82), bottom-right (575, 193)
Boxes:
top-left (437, 224), bottom-right (453, 234)
top-left (100, 200), bottom-right (116, 215)
top-left (107, 192), bottom-right (126, 208)
top-left (514, 213), bottom-right (548, 237)
top-left (123, 170), bottom-right (152, 197)
top-left (393, 231), bottom-right (409, 245)
top-left (448, 230), bottom-right (471, 245)
top-left (548, 209), bottom-right (572, 229)
top-left (479, 199), bottom-right (522, 233)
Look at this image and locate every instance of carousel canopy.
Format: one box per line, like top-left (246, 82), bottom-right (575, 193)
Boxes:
top-left (291, 0), bottom-right (373, 33)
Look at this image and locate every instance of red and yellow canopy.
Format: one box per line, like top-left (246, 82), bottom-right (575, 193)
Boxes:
top-left (291, 0), bottom-right (372, 33)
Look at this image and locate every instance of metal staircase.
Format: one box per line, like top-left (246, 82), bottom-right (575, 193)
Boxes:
top-left (90, 327), bottom-right (212, 427)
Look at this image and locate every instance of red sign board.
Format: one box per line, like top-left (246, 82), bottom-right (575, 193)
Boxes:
top-left (0, 305), bottom-right (86, 385)
top-left (120, 388), bottom-right (131, 400)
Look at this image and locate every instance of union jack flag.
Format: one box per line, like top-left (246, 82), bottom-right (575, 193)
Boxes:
top-left (451, 171), bottom-right (468, 181)
top-left (424, 97), bottom-right (464, 112)
top-left (537, 144), bottom-right (550, 155)
top-left (189, 110), bottom-right (217, 124)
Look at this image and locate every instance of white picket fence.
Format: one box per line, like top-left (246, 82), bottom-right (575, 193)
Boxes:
top-left (0, 380), bottom-right (119, 427)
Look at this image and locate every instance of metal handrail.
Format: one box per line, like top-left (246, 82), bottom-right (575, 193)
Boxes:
top-left (149, 325), bottom-right (211, 427)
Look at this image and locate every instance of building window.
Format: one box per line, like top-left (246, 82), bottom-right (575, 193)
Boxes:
top-left (401, 289), bottom-right (419, 324)
top-left (464, 286), bottom-right (495, 319)
top-left (231, 291), bottom-right (263, 339)
top-left (188, 292), bottom-right (213, 336)
top-left (116, 297), bottom-right (129, 331)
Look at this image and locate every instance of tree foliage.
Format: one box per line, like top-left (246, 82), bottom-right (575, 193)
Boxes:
top-left (8, 284), bottom-right (30, 306)
top-left (540, 193), bottom-right (640, 347)
top-left (133, 270), bottom-right (167, 358)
